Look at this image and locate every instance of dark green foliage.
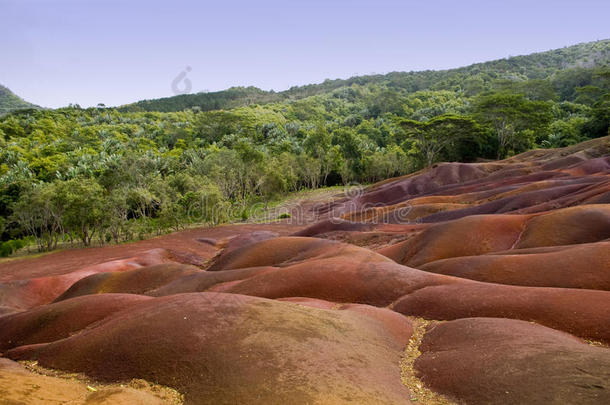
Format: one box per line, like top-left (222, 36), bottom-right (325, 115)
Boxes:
top-left (474, 92), bottom-right (554, 158)
top-left (0, 239), bottom-right (25, 257)
top-left (582, 95), bottom-right (610, 138)
top-left (400, 115), bottom-right (490, 166)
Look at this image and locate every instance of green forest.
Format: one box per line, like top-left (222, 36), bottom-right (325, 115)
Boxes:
top-left (0, 40), bottom-right (609, 254)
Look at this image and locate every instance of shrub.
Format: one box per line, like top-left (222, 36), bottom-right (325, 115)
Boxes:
top-left (0, 239), bottom-right (26, 257)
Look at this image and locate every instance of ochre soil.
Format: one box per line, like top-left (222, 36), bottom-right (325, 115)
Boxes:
top-left (1, 136), bottom-right (609, 404)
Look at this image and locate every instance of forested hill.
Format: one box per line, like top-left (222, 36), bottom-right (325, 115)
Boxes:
top-left (0, 39), bottom-right (608, 253)
top-left (120, 39), bottom-right (610, 112)
top-left (0, 85), bottom-right (39, 114)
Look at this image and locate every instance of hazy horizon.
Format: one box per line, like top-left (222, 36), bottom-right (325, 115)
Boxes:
top-left (1, 0), bottom-right (609, 108)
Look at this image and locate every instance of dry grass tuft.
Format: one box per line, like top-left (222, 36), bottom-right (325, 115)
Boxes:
top-left (400, 318), bottom-right (456, 404)
top-left (20, 360), bottom-right (184, 404)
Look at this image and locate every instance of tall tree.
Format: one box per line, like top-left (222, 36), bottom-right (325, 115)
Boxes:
top-left (400, 114), bottom-right (485, 167)
top-left (474, 92), bottom-right (553, 158)
top-left (60, 178), bottom-right (106, 246)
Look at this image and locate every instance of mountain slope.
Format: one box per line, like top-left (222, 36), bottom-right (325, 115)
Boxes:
top-left (0, 85), bottom-right (39, 114)
top-left (120, 39), bottom-right (610, 112)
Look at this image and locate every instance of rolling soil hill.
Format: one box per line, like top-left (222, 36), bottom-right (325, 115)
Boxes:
top-left (0, 136), bottom-right (609, 404)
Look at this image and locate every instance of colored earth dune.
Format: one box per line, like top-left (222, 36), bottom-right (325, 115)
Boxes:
top-left (1, 136), bottom-right (609, 404)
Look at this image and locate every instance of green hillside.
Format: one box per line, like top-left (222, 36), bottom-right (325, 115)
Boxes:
top-left (0, 85), bottom-right (39, 114)
top-left (121, 39), bottom-right (610, 112)
top-left (0, 39), bottom-right (608, 251)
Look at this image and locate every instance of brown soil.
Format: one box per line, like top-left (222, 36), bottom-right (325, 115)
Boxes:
top-left (1, 136), bottom-right (609, 404)
top-left (0, 358), bottom-right (182, 405)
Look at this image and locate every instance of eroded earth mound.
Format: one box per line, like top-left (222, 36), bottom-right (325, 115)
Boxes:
top-left (1, 136), bottom-right (609, 404)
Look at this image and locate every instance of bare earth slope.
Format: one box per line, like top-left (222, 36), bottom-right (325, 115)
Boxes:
top-left (1, 136), bottom-right (609, 404)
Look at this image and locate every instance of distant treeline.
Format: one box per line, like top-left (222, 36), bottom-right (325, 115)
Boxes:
top-left (119, 39), bottom-right (610, 113)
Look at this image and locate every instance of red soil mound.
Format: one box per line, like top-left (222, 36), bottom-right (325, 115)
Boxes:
top-left (516, 179), bottom-right (610, 214)
top-left (326, 136), bottom-right (610, 224)
top-left (378, 214), bottom-right (529, 266)
top-left (0, 294), bottom-right (151, 351)
top-left (152, 235), bottom-right (608, 342)
top-left (379, 204), bottom-right (610, 267)
top-left (184, 237), bottom-right (462, 306)
top-left (418, 180), bottom-right (604, 222)
top-left (276, 297), bottom-right (414, 343)
top-left (514, 204), bottom-right (610, 248)
top-left (213, 259), bottom-right (456, 306)
top-left (393, 283), bottom-right (610, 343)
top-left (415, 318), bottom-right (610, 404)
top-left (420, 241), bottom-right (610, 290)
top-left (292, 218), bottom-right (374, 237)
top-left (148, 266), bottom-right (279, 297)
top-left (358, 162), bottom-right (489, 207)
top-left (54, 263), bottom-right (201, 301)
top-left (0, 223), bottom-right (300, 283)
top-left (276, 296), bottom-right (337, 309)
top-left (0, 249), bottom-right (175, 311)
top-left (6, 293), bottom-right (414, 405)
top-left (206, 236), bottom-right (331, 271)
top-left (217, 230), bottom-right (280, 253)
top-left (563, 155), bottom-right (610, 175)
top-left (0, 137), bottom-right (608, 403)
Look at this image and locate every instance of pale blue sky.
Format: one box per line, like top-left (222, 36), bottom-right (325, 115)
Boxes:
top-left (1, 0), bottom-right (608, 108)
